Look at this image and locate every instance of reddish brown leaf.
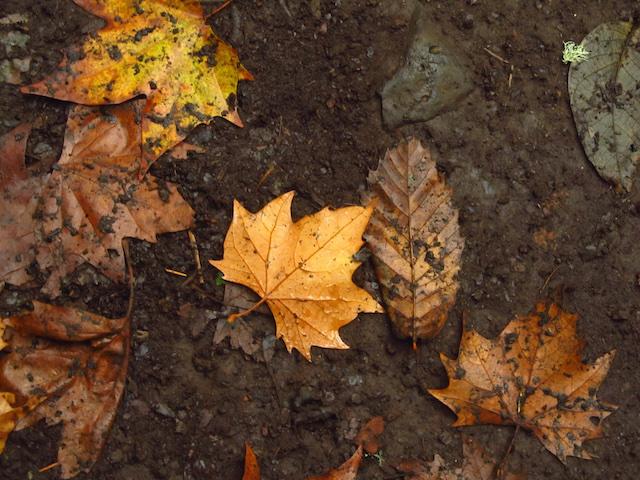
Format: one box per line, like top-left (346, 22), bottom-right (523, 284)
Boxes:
top-left (0, 301), bottom-right (129, 478)
top-left (243, 443), bottom-right (260, 480)
top-left (306, 446), bottom-right (363, 480)
top-left (0, 101), bottom-right (194, 296)
top-left (355, 416), bottom-right (385, 454)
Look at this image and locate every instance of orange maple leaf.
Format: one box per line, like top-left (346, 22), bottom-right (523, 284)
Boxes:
top-left (21, 0), bottom-right (252, 172)
top-left (0, 101), bottom-right (194, 296)
top-left (364, 138), bottom-right (464, 344)
top-left (210, 191), bottom-right (382, 360)
top-left (0, 302), bottom-right (129, 478)
top-left (429, 302), bottom-right (616, 462)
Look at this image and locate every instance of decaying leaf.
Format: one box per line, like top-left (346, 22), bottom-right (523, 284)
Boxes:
top-left (568, 21), bottom-right (640, 190)
top-left (241, 416), bottom-right (381, 479)
top-left (397, 435), bottom-right (525, 480)
top-left (0, 102), bottom-right (195, 296)
top-left (169, 142), bottom-right (205, 160)
top-left (355, 416), bottom-right (385, 454)
top-left (0, 301), bottom-right (129, 478)
top-left (429, 302), bottom-right (616, 462)
top-left (243, 443), bottom-right (260, 480)
top-left (363, 138), bottom-right (463, 344)
top-left (0, 124), bottom-right (35, 291)
top-left (213, 318), bottom-right (261, 357)
top-left (306, 447), bottom-right (363, 480)
top-left (210, 191), bottom-right (382, 361)
top-left (22, 0), bottom-right (252, 171)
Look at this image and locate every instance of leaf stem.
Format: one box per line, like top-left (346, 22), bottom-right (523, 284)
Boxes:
top-left (496, 424), bottom-right (520, 480)
top-left (228, 297), bottom-right (267, 323)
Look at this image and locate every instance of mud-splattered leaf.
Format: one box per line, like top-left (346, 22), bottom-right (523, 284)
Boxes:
top-left (0, 124), bottom-right (36, 291)
top-left (0, 102), bottom-right (195, 297)
top-left (363, 138), bottom-right (463, 344)
top-left (429, 302), bottom-right (616, 462)
top-left (397, 435), bottom-right (525, 480)
top-left (243, 443), bottom-right (260, 480)
top-left (210, 191), bottom-right (382, 361)
top-left (568, 21), bottom-right (640, 190)
top-left (22, 0), bottom-right (252, 172)
top-left (0, 301), bottom-right (129, 478)
top-left (213, 318), bottom-right (261, 357)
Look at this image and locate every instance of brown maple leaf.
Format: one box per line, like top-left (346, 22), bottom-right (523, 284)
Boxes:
top-left (397, 435), bottom-right (525, 480)
top-left (210, 191), bottom-right (382, 361)
top-left (0, 101), bottom-right (194, 296)
top-left (429, 302), bottom-right (616, 462)
top-left (22, 0), bottom-right (252, 171)
top-left (363, 138), bottom-right (463, 345)
top-left (0, 301), bottom-right (129, 478)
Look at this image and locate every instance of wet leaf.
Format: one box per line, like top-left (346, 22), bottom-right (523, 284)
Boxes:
top-left (0, 392), bottom-right (42, 454)
top-left (213, 318), bottom-right (261, 357)
top-left (568, 21), bottom-right (640, 190)
top-left (355, 416), bottom-right (385, 454)
top-left (0, 102), bottom-right (195, 296)
top-left (22, 0), bottom-right (252, 172)
top-left (240, 447), bottom-right (363, 480)
top-left (397, 435), bottom-right (525, 480)
top-left (0, 301), bottom-right (129, 478)
top-left (243, 443), bottom-right (260, 480)
top-left (363, 138), bottom-right (463, 343)
top-left (210, 192), bottom-right (382, 361)
top-left (306, 447), bottom-right (363, 480)
top-left (429, 302), bottom-right (616, 462)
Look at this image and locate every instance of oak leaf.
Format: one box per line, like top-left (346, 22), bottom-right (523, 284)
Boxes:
top-left (0, 301), bottom-right (129, 478)
top-left (306, 447), bottom-right (363, 480)
top-left (22, 0), bottom-right (251, 172)
top-left (429, 302), bottom-right (616, 462)
top-left (397, 435), bottom-right (525, 480)
top-left (0, 101), bottom-right (194, 296)
top-left (210, 192), bottom-right (382, 361)
top-left (363, 138), bottom-right (463, 344)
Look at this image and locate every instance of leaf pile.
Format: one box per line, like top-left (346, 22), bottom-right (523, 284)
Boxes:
top-left (363, 137), bottom-right (463, 344)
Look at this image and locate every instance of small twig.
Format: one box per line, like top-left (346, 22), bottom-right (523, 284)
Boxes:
top-left (39, 462), bottom-right (60, 473)
top-left (188, 230), bottom-right (205, 285)
top-left (495, 424), bottom-right (520, 479)
top-left (539, 264), bottom-right (561, 293)
top-left (279, 0), bottom-right (292, 17)
top-left (207, 0), bottom-right (233, 18)
top-left (483, 47), bottom-right (510, 64)
top-left (123, 239), bottom-right (136, 319)
top-left (165, 268), bottom-right (188, 277)
top-left (508, 64), bottom-right (514, 88)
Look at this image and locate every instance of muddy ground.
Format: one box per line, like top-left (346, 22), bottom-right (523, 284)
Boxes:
top-left (1, 0), bottom-right (639, 479)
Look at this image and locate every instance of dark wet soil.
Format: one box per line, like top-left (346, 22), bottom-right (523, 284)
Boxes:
top-left (1, 1), bottom-right (639, 479)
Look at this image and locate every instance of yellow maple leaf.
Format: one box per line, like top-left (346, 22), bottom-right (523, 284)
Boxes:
top-left (210, 192), bottom-right (382, 360)
top-left (21, 0), bottom-right (252, 172)
top-left (429, 302), bottom-right (616, 462)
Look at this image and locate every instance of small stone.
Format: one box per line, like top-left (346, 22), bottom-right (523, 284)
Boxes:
top-left (154, 402), bottom-right (175, 418)
top-left (199, 409), bottom-right (213, 428)
top-left (461, 13), bottom-right (474, 29)
top-left (438, 430), bottom-right (454, 445)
